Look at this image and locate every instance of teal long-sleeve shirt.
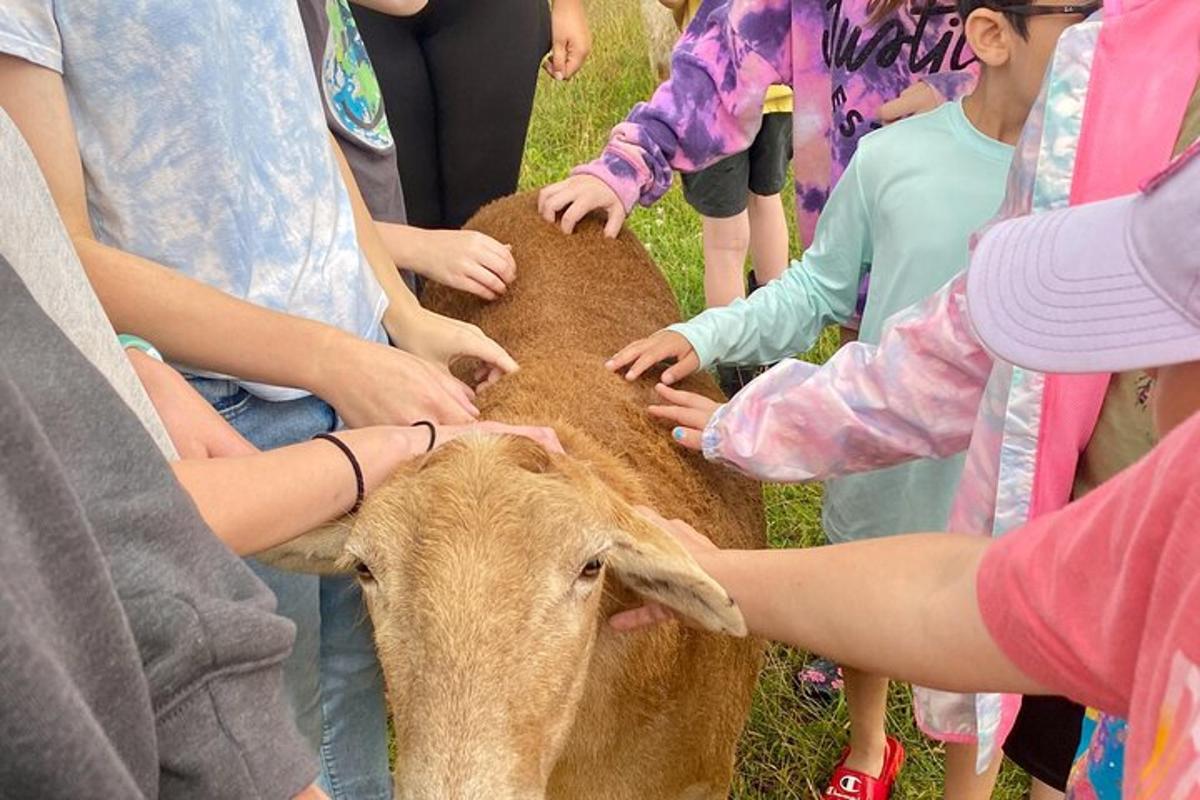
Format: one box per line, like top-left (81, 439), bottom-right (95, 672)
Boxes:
top-left (671, 101), bottom-right (1013, 542)
top-left (671, 100), bottom-right (1013, 369)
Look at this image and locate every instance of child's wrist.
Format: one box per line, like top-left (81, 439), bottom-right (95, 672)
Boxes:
top-left (118, 333), bottom-right (164, 362)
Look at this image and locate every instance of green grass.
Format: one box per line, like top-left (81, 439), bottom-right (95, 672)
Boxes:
top-left (518, 3), bottom-right (1028, 797)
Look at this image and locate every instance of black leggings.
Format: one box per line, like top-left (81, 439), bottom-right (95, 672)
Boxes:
top-left (1002, 695), bottom-right (1086, 790)
top-left (355, 0), bottom-right (551, 230)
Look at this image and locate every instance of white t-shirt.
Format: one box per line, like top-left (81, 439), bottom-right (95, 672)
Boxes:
top-left (0, 0), bottom-right (387, 399)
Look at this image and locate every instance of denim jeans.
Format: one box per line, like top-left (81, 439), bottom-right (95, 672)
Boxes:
top-left (189, 378), bottom-right (392, 800)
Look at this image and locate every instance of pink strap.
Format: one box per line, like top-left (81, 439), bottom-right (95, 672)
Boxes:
top-left (1071, 3), bottom-right (1200, 206)
top-left (1030, 1), bottom-right (1200, 520)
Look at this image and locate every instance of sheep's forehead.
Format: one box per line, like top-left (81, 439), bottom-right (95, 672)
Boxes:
top-left (358, 452), bottom-right (611, 572)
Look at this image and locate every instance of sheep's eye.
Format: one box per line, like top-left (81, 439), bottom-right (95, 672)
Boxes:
top-left (579, 557), bottom-right (604, 580)
top-left (355, 561), bottom-right (374, 582)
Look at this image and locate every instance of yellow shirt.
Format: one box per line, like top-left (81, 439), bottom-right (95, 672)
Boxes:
top-left (672, 0), bottom-right (793, 114)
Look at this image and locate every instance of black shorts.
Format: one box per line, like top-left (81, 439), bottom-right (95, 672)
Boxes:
top-left (681, 111), bottom-right (793, 218)
top-left (1002, 695), bottom-right (1086, 790)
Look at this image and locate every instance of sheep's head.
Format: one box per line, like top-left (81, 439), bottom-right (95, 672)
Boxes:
top-left (262, 433), bottom-right (744, 800)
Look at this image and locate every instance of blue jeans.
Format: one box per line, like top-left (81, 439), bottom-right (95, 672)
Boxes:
top-left (189, 378), bottom-right (392, 800)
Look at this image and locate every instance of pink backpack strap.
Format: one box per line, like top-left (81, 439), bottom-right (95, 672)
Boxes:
top-left (1030, 0), bottom-right (1200, 520)
top-left (1071, 1), bottom-right (1200, 206)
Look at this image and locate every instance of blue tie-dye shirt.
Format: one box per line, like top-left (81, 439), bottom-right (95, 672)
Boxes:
top-left (0, 0), bottom-right (387, 399)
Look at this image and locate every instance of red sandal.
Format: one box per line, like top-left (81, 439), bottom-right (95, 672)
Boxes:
top-left (822, 736), bottom-right (905, 800)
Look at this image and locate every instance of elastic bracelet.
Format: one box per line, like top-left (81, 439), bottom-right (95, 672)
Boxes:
top-left (411, 420), bottom-right (437, 453)
top-left (117, 333), bottom-right (164, 363)
top-left (313, 433), bottom-right (365, 515)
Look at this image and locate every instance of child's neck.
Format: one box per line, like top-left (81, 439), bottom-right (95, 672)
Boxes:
top-left (961, 76), bottom-right (1029, 146)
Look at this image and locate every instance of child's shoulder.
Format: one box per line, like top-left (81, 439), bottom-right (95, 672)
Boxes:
top-left (852, 103), bottom-right (960, 169)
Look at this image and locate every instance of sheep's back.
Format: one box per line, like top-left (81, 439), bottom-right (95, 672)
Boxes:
top-left (423, 192), bottom-right (763, 551)
top-left (426, 192), bottom-right (683, 363)
top-left (424, 192), bottom-right (765, 799)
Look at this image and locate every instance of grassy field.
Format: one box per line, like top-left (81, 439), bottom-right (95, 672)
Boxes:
top-left (518, 3), bottom-right (1028, 797)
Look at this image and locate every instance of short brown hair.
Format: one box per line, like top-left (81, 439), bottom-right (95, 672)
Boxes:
top-left (867, 0), bottom-right (913, 23)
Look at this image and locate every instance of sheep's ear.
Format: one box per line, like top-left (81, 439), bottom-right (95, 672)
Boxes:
top-left (605, 508), bottom-right (747, 637)
top-left (255, 520), bottom-right (354, 575)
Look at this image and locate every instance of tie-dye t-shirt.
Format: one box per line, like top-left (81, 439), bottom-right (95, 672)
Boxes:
top-left (0, 0), bottom-right (387, 399)
top-left (575, 0), bottom-right (977, 246)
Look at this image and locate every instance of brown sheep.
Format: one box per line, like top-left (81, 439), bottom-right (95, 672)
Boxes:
top-left (264, 192), bottom-right (766, 799)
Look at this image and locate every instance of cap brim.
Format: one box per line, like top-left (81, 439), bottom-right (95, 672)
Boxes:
top-left (966, 196), bottom-right (1200, 374)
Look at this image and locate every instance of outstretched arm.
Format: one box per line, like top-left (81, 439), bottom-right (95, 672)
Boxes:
top-left (609, 155), bottom-right (871, 383)
top-left (0, 55), bottom-right (481, 427)
top-left (613, 510), bottom-right (1041, 697)
top-left (173, 422), bottom-right (563, 556)
top-left (171, 426), bottom-right (428, 555)
top-left (700, 273), bottom-right (992, 482)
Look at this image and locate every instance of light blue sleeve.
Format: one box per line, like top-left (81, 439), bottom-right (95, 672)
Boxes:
top-left (0, 0), bottom-right (63, 73)
top-left (667, 155), bottom-right (874, 368)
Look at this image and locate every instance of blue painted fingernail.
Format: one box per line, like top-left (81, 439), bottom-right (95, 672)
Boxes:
top-left (673, 428), bottom-right (683, 441)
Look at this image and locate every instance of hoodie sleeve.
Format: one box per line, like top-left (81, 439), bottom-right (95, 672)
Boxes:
top-left (701, 272), bottom-right (993, 483)
top-left (666, 152), bottom-right (872, 368)
top-left (572, 0), bottom-right (793, 211)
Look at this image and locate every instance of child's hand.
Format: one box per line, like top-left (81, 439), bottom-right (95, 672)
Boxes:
top-left (647, 382), bottom-right (721, 451)
top-left (608, 506), bottom-right (721, 632)
top-left (634, 505), bottom-right (719, 557)
top-left (538, 175), bottom-right (626, 238)
top-left (127, 349), bottom-right (258, 459)
top-left (387, 308), bottom-right (519, 391)
top-left (437, 421), bottom-right (565, 454)
top-left (545, 0), bottom-right (592, 81)
top-left (879, 81), bottom-right (944, 124)
top-left (408, 228), bottom-right (516, 301)
top-left (606, 330), bottom-right (698, 384)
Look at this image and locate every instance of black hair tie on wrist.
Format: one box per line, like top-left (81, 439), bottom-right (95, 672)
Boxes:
top-left (313, 433), bottom-right (365, 515)
top-left (411, 420), bottom-right (437, 453)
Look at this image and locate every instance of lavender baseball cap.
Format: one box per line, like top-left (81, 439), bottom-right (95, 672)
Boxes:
top-left (967, 139), bottom-right (1200, 374)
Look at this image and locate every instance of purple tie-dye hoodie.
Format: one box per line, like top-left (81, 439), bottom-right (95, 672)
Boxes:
top-left (574, 0), bottom-right (977, 245)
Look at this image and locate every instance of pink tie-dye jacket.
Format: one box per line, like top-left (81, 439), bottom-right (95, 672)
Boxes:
top-left (574, 0), bottom-right (977, 246)
top-left (700, 4), bottom-right (1200, 768)
top-left (697, 22), bottom-right (1093, 762)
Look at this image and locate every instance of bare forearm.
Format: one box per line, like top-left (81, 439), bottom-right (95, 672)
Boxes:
top-left (699, 535), bottom-right (1044, 695)
top-left (173, 427), bottom-right (426, 555)
top-left (78, 237), bottom-right (340, 391)
top-left (375, 220), bottom-right (426, 273)
top-left (329, 134), bottom-right (420, 322)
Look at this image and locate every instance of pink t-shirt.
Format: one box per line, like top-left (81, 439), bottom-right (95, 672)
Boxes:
top-left (978, 410), bottom-right (1200, 799)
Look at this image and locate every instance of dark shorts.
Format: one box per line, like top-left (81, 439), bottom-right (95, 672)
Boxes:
top-left (681, 111), bottom-right (793, 218)
top-left (1002, 695), bottom-right (1086, 790)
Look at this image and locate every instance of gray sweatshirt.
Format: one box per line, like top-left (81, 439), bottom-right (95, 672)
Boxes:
top-left (0, 257), bottom-right (318, 798)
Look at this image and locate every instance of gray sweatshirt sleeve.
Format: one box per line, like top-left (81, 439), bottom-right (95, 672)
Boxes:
top-left (0, 259), bottom-right (318, 800)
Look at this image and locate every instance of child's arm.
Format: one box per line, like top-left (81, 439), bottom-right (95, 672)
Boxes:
top-left (609, 157), bottom-right (871, 381)
top-left (673, 159), bottom-right (871, 368)
top-left (615, 511), bottom-right (1042, 697)
top-left (539, 0), bottom-right (791, 234)
top-left (0, 56), bottom-right (481, 428)
top-left (375, 223), bottom-right (516, 302)
top-left (328, 134), bottom-right (518, 388)
top-left (647, 273), bottom-right (992, 481)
